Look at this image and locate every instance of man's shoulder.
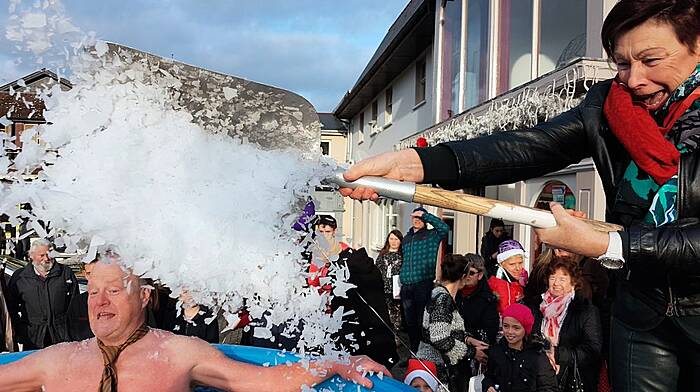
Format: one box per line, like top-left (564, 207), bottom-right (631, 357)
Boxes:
top-left (146, 328), bottom-right (218, 354)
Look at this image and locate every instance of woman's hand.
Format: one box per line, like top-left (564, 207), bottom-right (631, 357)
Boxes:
top-left (339, 149), bottom-right (424, 201)
top-left (332, 355), bottom-right (391, 389)
top-left (534, 203), bottom-right (609, 258)
top-left (487, 387), bottom-right (497, 392)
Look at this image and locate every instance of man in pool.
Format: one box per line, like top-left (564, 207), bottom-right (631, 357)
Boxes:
top-left (0, 258), bottom-right (390, 392)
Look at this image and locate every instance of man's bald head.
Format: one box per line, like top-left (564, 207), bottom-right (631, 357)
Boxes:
top-left (87, 261), bottom-right (151, 345)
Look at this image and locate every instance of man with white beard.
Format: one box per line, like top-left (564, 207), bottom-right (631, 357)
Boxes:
top-left (0, 258), bottom-right (390, 392)
top-left (7, 239), bottom-right (79, 349)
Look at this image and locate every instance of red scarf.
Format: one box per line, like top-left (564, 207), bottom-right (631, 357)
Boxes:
top-left (604, 80), bottom-right (700, 185)
top-left (539, 290), bottom-right (574, 347)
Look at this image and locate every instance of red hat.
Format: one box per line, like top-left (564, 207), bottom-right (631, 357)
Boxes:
top-left (404, 359), bottom-right (439, 391)
top-left (502, 303), bottom-right (535, 335)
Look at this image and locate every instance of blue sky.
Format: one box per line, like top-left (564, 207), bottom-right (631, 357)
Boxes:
top-left (0, 1), bottom-right (409, 112)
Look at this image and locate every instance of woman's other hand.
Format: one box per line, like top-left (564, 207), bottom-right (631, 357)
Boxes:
top-left (534, 203), bottom-right (609, 258)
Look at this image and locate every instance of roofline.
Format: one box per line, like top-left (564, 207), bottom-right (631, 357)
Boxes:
top-left (0, 68), bottom-right (73, 92)
top-left (333, 0), bottom-right (430, 116)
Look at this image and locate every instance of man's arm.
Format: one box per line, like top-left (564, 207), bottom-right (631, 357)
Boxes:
top-left (422, 212), bottom-right (449, 239)
top-left (0, 351), bottom-right (47, 392)
top-left (187, 339), bottom-right (388, 392)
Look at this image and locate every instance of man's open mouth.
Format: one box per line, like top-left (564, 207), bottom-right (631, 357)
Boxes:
top-left (97, 312), bottom-right (115, 320)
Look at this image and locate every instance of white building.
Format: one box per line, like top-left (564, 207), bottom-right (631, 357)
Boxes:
top-left (335, 0), bottom-right (618, 265)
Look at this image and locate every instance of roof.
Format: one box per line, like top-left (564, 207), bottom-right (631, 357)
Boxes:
top-left (0, 68), bottom-right (72, 93)
top-left (334, 0), bottom-right (435, 118)
top-left (0, 92), bottom-right (46, 123)
top-left (318, 113), bottom-right (348, 132)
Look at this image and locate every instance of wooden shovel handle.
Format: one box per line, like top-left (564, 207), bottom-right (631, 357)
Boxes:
top-left (413, 185), bottom-right (623, 233)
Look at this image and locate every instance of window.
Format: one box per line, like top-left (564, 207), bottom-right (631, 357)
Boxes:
top-left (385, 87), bottom-right (393, 125)
top-left (370, 101), bottom-right (378, 134)
top-left (463, 0), bottom-right (490, 109)
top-left (369, 199), bottom-right (399, 249)
top-left (538, 0), bottom-right (586, 76)
top-left (358, 112), bottom-right (365, 144)
top-left (415, 59), bottom-right (426, 105)
top-left (320, 141), bottom-right (330, 155)
top-left (498, 0), bottom-right (534, 93)
top-left (439, 0), bottom-right (463, 120)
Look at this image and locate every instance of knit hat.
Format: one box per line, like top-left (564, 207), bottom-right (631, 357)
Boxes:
top-left (502, 303), bottom-right (535, 335)
top-left (404, 359), bottom-right (439, 391)
top-left (497, 239), bottom-right (525, 263)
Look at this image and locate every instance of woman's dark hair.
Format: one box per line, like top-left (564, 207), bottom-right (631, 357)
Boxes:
top-left (378, 229), bottom-right (403, 257)
top-left (546, 257), bottom-right (581, 290)
top-left (441, 253), bottom-right (470, 283)
top-left (601, 0), bottom-right (700, 59)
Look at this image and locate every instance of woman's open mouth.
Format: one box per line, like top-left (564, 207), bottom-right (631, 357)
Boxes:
top-left (633, 90), bottom-right (669, 110)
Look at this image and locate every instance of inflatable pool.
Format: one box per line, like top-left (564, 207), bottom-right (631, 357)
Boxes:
top-left (0, 344), bottom-right (412, 391)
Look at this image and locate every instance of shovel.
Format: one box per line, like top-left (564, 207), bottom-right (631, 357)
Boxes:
top-left (328, 170), bottom-right (622, 232)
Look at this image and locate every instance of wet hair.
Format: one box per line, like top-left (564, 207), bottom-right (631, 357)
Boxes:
top-left (601, 0), bottom-right (700, 58)
top-left (378, 229), bottom-right (403, 257)
top-left (546, 257), bottom-right (581, 289)
top-left (441, 253), bottom-right (469, 283)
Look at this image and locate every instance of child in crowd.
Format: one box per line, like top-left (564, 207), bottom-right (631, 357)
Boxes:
top-left (404, 358), bottom-right (441, 392)
top-left (482, 304), bottom-right (558, 392)
top-left (488, 240), bottom-right (528, 314)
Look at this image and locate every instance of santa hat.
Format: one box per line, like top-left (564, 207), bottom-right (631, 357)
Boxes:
top-left (404, 359), bottom-right (439, 391)
top-left (502, 303), bottom-right (535, 335)
top-left (497, 239), bottom-right (526, 263)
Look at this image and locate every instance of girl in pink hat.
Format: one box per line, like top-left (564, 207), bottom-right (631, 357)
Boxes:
top-left (482, 304), bottom-right (558, 392)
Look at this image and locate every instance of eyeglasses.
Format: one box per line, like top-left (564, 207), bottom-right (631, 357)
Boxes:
top-left (467, 269), bottom-right (481, 276)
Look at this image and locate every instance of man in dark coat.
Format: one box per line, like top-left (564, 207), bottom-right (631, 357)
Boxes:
top-left (331, 247), bottom-right (398, 369)
top-left (7, 239), bottom-right (79, 349)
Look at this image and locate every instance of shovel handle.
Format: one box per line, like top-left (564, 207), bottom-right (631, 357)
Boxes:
top-left (413, 185), bottom-right (623, 232)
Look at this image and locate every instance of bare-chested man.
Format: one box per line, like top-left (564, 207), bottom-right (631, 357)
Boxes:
top-left (0, 260), bottom-right (389, 392)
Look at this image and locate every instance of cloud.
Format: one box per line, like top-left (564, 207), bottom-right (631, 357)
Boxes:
top-left (0, 0), bottom-right (409, 111)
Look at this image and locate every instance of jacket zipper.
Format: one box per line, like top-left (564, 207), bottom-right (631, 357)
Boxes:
top-left (664, 156), bottom-right (684, 317)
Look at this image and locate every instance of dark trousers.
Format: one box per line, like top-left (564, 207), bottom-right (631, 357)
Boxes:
top-left (400, 279), bottom-right (434, 353)
top-left (610, 317), bottom-right (700, 392)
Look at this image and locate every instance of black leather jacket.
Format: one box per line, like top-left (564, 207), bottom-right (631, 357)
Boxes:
top-left (417, 79), bottom-right (700, 333)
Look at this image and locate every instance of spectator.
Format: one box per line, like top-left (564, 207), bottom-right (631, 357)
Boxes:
top-left (533, 258), bottom-right (602, 392)
top-left (404, 358), bottom-right (441, 392)
top-left (488, 240), bottom-right (527, 315)
top-left (308, 215), bottom-right (348, 291)
top-left (375, 229), bottom-right (403, 331)
top-left (163, 289), bottom-right (219, 343)
top-left (0, 258), bottom-right (13, 352)
top-left (401, 207), bottom-right (449, 352)
top-left (417, 254), bottom-right (486, 392)
top-left (68, 261), bottom-right (96, 341)
top-left (482, 303), bottom-right (558, 392)
top-left (331, 247), bottom-right (398, 369)
top-left (480, 219), bottom-right (510, 276)
top-left (456, 254), bottom-right (500, 345)
top-left (7, 239), bottom-right (79, 349)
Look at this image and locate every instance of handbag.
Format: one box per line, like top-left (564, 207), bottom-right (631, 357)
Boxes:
top-left (559, 352), bottom-right (585, 392)
top-left (468, 364), bottom-right (484, 392)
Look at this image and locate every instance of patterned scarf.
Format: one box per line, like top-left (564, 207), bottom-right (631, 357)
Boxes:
top-left (606, 64), bottom-right (700, 227)
top-left (539, 290), bottom-right (574, 347)
top-left (97, 323), bottom-right (149, 392)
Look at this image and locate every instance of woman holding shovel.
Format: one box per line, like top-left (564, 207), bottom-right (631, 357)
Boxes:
top-left (339, 1), bottom-right (700, 390)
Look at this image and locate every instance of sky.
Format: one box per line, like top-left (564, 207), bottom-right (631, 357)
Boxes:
top-left (0, 0), bottom-right (410, 112)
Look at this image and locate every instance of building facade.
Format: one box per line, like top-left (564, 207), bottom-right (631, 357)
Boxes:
top-left (335, 0), bottom-right (618, 264)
